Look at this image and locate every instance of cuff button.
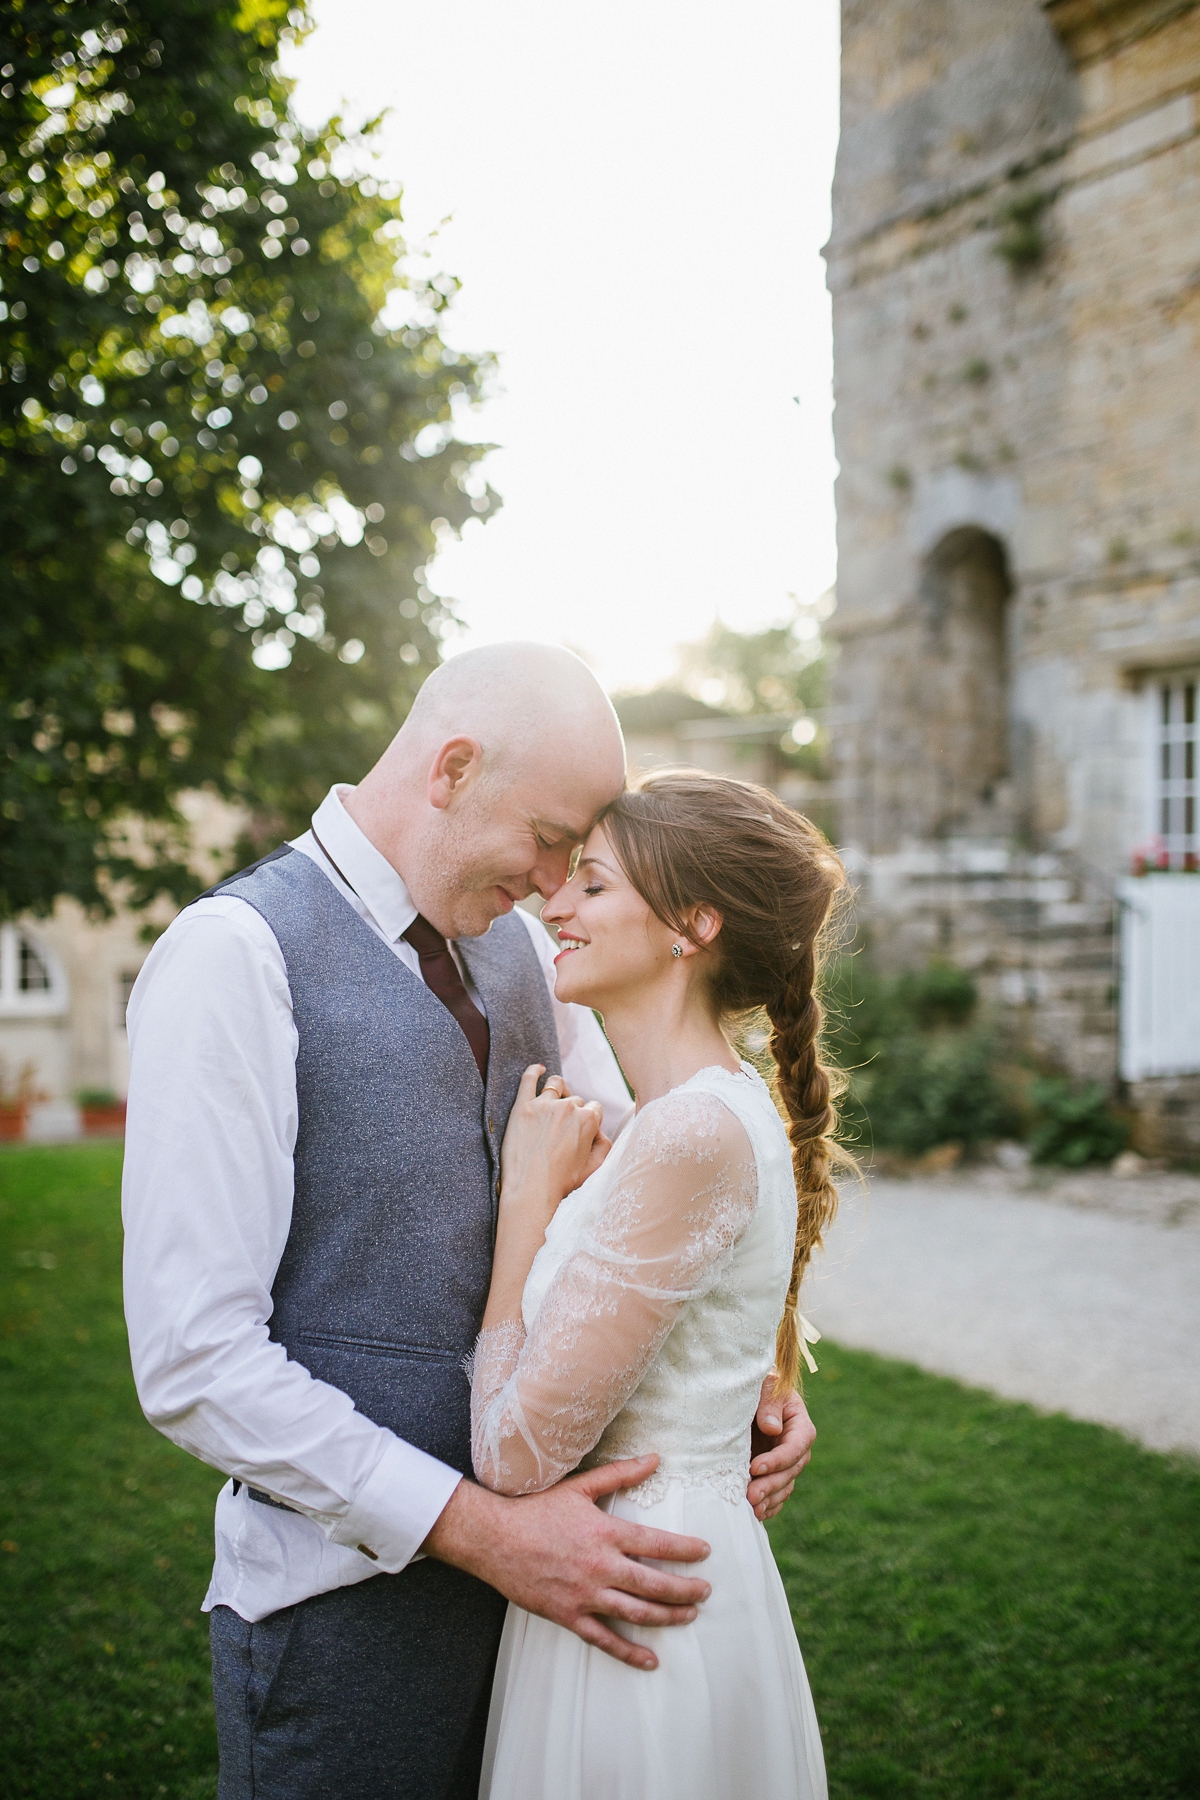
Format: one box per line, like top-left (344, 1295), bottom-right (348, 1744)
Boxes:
top-left (357, 1544), bottom-right (379, 1561)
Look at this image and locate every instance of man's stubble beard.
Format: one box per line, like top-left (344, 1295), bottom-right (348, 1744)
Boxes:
top-left (425, 799), bottom-right (515, 940)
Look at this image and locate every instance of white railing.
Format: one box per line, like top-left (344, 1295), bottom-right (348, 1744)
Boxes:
top-left (1118, 876), bottom-right (1200, 1079)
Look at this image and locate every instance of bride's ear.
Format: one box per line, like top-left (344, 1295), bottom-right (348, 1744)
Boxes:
top-left (688, 904), bottom-right (723, 949)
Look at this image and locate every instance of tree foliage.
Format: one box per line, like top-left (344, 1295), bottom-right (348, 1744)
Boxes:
top-left (676, 594), bottom-right (832, 775)
top-left (1, 0), bottom-right (496, 918)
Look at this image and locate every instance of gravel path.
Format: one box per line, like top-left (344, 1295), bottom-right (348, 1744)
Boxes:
top-left (804, 1165), bottom-right (1200, 1457)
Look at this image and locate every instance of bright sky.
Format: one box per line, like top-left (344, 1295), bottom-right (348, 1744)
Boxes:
top-left (285, 0), bottom-right (841, 695)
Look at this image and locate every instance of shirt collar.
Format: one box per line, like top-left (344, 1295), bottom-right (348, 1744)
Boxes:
top-left (307, 785), bottom-right (418, 944)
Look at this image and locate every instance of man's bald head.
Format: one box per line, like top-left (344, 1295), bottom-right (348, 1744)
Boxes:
top-left (345, 641), bottom-right (627, 938)
top-left (399, 642), bottom-right (623, 783)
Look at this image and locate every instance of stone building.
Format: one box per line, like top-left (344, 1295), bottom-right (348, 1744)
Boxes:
top-left (826, 0), bottom-right (1200, 1154)
top-left (0, 791), bottom-right (241, 1137)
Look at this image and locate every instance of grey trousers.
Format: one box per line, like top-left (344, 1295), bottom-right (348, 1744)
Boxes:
top-left (210, 1560), bottom-right (508, 1800)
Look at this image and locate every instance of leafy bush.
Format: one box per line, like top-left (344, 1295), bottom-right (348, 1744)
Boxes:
top-left (824, 959), bottom-right (1018, 1157)
top-left (1026, 1079), bottom-right (1129, 1168)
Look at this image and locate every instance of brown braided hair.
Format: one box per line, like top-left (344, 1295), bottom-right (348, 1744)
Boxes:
top-left (600, 768), bottom-right (849, 1395)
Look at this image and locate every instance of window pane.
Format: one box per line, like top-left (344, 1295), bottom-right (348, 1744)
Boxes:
top-left (18, 936), bottom-right (51, 992)
top-left (118, 970), bottom-right (139, 1028)
top-left (1185, 683), bottom-right (1196, 727)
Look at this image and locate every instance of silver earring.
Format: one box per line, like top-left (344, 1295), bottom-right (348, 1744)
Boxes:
top-left (671, 943), bottom-right (684, 959)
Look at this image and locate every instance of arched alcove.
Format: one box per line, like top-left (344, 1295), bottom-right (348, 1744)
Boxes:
top-left (916, 526), bottom-right (1013, 836)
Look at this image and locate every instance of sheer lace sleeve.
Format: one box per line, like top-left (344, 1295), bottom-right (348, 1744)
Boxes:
top-left (470, 1088), bottom-right (758, 1495)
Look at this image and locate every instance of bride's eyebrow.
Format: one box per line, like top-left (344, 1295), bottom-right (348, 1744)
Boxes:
top-left (576, 856), bottom-right (620, 877)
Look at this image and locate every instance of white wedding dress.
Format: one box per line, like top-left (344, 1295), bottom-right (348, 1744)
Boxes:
top-left (470, 1063), bottom-right (828, 1800)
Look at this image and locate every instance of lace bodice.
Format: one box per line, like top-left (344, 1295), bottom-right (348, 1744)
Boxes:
top-left (470, 1063), bottom-right (797, 1505)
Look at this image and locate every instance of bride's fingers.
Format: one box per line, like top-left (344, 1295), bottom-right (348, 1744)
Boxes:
top-left (572, 1614), bottom-right (658, 1672)
top-left (516, 1064), bottom-right (545, 1105)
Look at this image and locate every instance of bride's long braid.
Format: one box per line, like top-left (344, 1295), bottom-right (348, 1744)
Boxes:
top-left (766, 944), bottom-right (842, 1395)
top-left (600, 769), bottom-right (849, 1399)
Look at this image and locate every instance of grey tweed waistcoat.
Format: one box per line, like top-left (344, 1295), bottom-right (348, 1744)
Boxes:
top-left (212, 845), bottom-right (561, 1477)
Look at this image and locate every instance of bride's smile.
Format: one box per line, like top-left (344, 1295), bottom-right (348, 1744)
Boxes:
top-left (542, 827), bottom-right (720, 1024)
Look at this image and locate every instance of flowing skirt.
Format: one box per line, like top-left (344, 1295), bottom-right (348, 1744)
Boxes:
top-left (479, 1483), bottom-right (827, 1800)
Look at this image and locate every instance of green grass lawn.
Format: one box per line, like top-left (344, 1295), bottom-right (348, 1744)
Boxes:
top-left (771, 1347), bottom-right (1200, 1799)
top-left (2, 1144), bottom-right (1198, 1799)
top-left (1, 1144), bottom-right (222, 1798)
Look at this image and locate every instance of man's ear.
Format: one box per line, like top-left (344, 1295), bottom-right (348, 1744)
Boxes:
top-left (428, 737), bottom-right (484, 811)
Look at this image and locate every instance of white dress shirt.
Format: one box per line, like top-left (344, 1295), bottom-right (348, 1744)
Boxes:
top-left (122, 785), bottom-right (633, 1623)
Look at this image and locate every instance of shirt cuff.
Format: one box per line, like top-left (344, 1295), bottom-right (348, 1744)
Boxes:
top-left (328, 1435), bottom-right (463, 1572)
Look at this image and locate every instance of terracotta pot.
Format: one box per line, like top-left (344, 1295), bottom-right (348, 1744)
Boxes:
top-left (82, 1104), bottom-right (127, 1136)
top-left (0, 1105), bottom-right (28, 1143)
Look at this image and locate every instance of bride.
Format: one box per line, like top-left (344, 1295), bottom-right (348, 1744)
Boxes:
top-left (469, 768), bottom-right (845, 1800)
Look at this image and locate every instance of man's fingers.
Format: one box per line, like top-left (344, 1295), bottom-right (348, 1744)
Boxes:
top-left (756, 1371), bottom-right (783, 1435)
top-left (748, 1457), bottom-right (806, 1505)
top-left (750, 1439), bottom-right (812, 1479)
top-left (600, 1590), bottom-right (700, 1629)
top-left (749, 1439), bottom-right (796, 1476)
top-left (614, 1520), bottom-right (711, 1565)
top-left (751, 1478), bottom-right (794, 1521)
top-left (571, 1455), bottom-right (658, 1500)
top-left (613, 1561), bottom-right (711, 1607)
top-left (573, 1614), bottom-right (657, 1671)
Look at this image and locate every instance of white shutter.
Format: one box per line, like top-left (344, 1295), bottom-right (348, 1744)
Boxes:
top-left (1118, 876), bottom-right (1200, 1079)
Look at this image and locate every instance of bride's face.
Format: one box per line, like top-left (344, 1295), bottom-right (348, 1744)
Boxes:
top-left (541, 825), bottom-right (678, 1007)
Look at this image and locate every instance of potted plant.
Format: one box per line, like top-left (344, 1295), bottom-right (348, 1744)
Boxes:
top-left (76, 1089), bottom-right (128, 1135)
top-left (0, 1061), bottom-right (39, 1143)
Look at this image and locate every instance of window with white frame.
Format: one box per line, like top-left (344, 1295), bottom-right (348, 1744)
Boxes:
top-left (1154, 672), bottom-right (1197, 869)
top-left (117, 968), bottom-right (140, 1029)
top-left (0, 925), bottom-right (70, 1018)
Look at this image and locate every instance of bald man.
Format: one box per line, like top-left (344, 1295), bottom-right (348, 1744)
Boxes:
top-left (122, 644), bottom-right (815, 1800)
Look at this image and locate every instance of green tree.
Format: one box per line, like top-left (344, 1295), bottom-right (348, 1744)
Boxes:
top-left (677, 595), bottom-right (831, 775)
top-left (1, 0), bottom-right (496, 918)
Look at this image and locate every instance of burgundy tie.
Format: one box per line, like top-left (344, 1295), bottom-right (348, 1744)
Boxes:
top-left (403, 914), bottom-right (490, 1083)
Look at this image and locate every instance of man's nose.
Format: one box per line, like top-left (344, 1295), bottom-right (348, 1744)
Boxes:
top-left (532, 846), bottom-right (573, 898)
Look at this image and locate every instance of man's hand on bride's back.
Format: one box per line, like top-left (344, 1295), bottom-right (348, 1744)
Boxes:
top-left (499, 1063), bottom-right (611, 1224)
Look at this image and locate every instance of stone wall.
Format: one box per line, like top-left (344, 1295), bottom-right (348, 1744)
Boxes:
top-left (0, 789), bottom-right (244, 1115)
top-left (827, 0), bottom-right (1200, 1152)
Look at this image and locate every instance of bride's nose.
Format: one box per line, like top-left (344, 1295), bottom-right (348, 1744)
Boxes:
top-left (541, 885), bottom-right (574, 928)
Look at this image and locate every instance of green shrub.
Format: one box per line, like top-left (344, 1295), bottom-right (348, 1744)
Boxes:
top-left (1026, 1078), bottom-right (1129, 1168)
top-left (993, 189), bottom-right (1052, 269)
top-left (825, 959), bottom-right (1019, 1157)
